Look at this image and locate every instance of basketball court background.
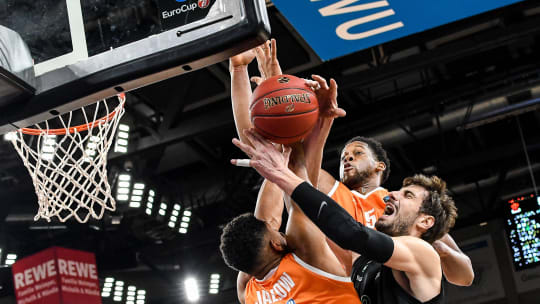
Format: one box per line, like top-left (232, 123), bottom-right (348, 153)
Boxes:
top-left (0, 0), bottom-right (540, 303)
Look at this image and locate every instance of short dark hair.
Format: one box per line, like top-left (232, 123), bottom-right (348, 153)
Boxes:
top-left (343, 136), bottom-right (391, 183)
top-left (219, 213), bottom-right (268, 273)
top-left (402, 174), bottom-right (457, 243)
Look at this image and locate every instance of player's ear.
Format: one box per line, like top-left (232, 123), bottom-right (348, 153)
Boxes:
top-left (269, 233), bottom-right (287, 252)
top-left (376, 161), bottom-right (386, 172)
top-left (417, 214), bottom-right (435, 232)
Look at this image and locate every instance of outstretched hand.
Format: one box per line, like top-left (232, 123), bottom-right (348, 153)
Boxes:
top-left (229, 48), bottom-right (257, 69)
top-left (311, 75), bottom-right (346, 119)
top-left (231, 129), bottom-right (292, 183)
top-left (251, 39), bottom-right (283, 85)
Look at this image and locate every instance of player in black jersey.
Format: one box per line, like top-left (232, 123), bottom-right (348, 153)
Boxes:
top-left (232, 129), bottom-right (458, 304)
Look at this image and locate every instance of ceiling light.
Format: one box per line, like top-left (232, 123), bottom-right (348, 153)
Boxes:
top-left (184, 278), bottom-right (199, 302)
top-left (40, 135), bottom-right (56, 161)
top-left (114, 124), bottom-right (130, 153)
top-left (116, 174), bottom-right (131, 201)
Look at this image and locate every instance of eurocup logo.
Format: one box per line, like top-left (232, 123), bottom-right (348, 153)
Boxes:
top-left (278, 76), bottom-right (290, 83)
top-left (198, 0), bottom-right (210, 8)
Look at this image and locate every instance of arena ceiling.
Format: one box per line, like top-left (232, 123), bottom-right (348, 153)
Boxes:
top-left (0, 1), bottom-right (539, 303)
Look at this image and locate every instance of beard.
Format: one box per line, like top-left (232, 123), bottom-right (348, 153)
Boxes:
top-left (375, 213), bottom-right (416, 237)
top-left (342, 166), bottom-right (376, 189)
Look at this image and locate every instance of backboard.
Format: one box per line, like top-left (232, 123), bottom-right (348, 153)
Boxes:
top-left (0, 0), bottom-right (270, 134)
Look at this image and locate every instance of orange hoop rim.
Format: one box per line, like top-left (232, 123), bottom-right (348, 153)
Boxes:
top-left (20, 93), bottom-right (126, 136)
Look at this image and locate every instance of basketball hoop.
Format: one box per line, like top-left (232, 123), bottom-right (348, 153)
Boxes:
top-left (8, 94), bottom-right (126, 223)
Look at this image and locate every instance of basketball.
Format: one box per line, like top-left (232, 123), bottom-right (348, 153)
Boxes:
top-left (250, 75), bottom-right (319, 144)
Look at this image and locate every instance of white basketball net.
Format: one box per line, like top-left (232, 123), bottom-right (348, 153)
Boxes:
top-left (8, 94), bottom-right (126, 223)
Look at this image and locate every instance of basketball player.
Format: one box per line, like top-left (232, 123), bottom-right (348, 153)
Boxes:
top-left (229, 40), bottom-right (474, 286)
top-left (220, 144), bottom-right (361, 304)
top-left (231, 129), bottom-right (457, 304)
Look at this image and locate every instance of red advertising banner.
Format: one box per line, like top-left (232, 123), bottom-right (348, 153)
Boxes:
top-left (11, 247), bottom-right (101, 304)
top-left (12, 248), bottom-right (60, 304)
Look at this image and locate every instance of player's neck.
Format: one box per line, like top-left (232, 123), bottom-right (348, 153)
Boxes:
top-left (253, 255), bottom-right (282, 280)
top-left (352, 179), bottom-right (380, 195)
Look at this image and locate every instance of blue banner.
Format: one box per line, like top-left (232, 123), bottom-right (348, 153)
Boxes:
top-left (271, 0), bottom-right (525, 61)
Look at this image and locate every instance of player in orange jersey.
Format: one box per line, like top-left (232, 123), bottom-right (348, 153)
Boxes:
top-left (220, 143), bottom-right (361, 304)
top-left (229, 39), bottom-right (474, 286)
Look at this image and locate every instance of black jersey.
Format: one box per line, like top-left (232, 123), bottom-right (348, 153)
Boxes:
top-left (351, 255), bottom-right (445, 304)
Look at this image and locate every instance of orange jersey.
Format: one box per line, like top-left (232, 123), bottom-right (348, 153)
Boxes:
top-left (325, 181), bottom-right (389, 274)
top-left (244, 253), bottom-right (360, 304)
top-left (327, 181), bottom-right (388, 228)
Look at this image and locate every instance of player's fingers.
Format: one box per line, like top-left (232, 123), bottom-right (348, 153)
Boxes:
top-left (329, 78), bottom-right (338, 92)
top-left (245, 129), bottom-right (266, 145)
top-left (231, 159), bottom-right (252, 167)
top-left (265, 40), bottom-right (272, 60)
top-left (232, 138), bottom-right (257, 157)
top-left (255, 47), bottom-right (267, 78)
top-left (242, 129), bottom-right (266, 151)
top-left (334, 108), bottom-right (347, 118)
top-left (271, 38), bottom-right (277, 59)
top-left (245, 129), bottom-right (275, 151)
top-left (251, 76), bottom-right (263, 85)
top-left (283, 146), bottom-right (292, 166)
top-left (311, 75), bottom-right (327, 90)
top-left (303, 79), bottom-right (320, 90)
top-left (312, 74), bottom-right (329, 90)
top-left (249, 160), bottom-right (263, 172)
top-left (270, 39), bottom-right (280, 72)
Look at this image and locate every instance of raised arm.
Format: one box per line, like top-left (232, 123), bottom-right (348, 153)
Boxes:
top-left (229, 49), bottom-right (256, 144)
top-left (230, 44), bottom-right (285, 303)
top-left (283, 145), bottom-right (340, 265)
top-left (434, 234), bottom-right (474, 286)
top-left (229, 41), bottom-right (286, 228)
top-left (302, 75), bottom-right (345, 190)
top-left (230, 39), bottom-right (282, 144)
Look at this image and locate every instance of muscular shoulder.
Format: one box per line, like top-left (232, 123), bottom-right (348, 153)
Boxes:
top-left (395, 236), bottom-right (441, 276)
top-left (318, 169), bottom-right (337, 194)
top-left (237, 272), bottom-right (251, 304)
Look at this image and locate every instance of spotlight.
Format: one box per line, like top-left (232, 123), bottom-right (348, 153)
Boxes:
top-left (146, 190), bottom-right (156, 215)
top-left (5, 253), bottom-right (17, 265)
top-left (178, 210), bottom-right (191, 234)
top-left (158, 202), bottom-right (168, 216)
top-left (168, 204), bottom-right (181, 228)
top-left (114, 124), bottom-right (130, 153)
top-left (209, 273), bottom-right (220, 294)
top-left (129, 183), bottom-right (145, 208)
top-left (101, 278), bottom-right (146, 303)
top-left (40, 135), bottom-right (56, 161)
top-left (184, 278), bottom-right (200, 302)
top-left (116, 174), bottom-right (131, 201)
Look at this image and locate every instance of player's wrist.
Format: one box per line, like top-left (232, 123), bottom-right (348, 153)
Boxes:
top-left (229, 63), bottom-right (249, 73)
top-left (272, 167), bottom-right (303, 196)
